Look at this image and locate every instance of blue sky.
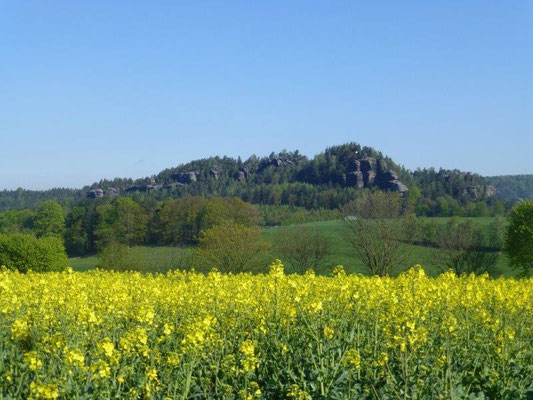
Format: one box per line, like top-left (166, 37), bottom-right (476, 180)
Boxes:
top-left (1, 1), bottom-right (531, 190)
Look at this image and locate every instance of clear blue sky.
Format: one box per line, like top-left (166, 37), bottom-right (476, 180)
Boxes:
top-left (1, 1), bottom-right (531, 190)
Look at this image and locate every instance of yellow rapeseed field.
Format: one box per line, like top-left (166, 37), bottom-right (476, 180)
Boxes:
top-left (0, 262), bottom-right (532, 399)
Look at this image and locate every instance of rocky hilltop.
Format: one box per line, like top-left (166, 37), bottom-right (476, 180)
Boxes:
top-left (76, 142), bottom-right (500, 210)
top-left (339, 157), bottom-right (408, 192)
top-left (87, 154), bottom-right (409, 198)
top-left (1, 143), bottom-right (510, 213)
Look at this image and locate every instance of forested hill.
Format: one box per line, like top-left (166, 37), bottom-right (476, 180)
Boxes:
top-left (0, 188), bottom-right (82, 212)
top-left (0, 143), bottom-right (526, 212)
top-left (486, 175), bottom-right (533, 201)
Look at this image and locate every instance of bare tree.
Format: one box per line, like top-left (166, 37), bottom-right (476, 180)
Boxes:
top-left (276, 225), bottom-right (331, 274)
top-left (435, 217), bottom-right (498, 275)
top-left (343, 191), bottom-right (413, 276)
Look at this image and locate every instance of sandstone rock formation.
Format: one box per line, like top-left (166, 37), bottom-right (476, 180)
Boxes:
top-left (346, 157), bottom-right (408, 193)
top-left (172, 172), bottom-right (197, 184)
top-left (88, 154), bottom-right (409, 198)
top-left (463, 186), bottom-right (478, 199)
top-left (105, 188), bottom-right (119, 196)
top-left (258, 156), bottom-right (294, 172)
top-left (209, 166), bottom-right (222, 180)
top-left (88, 189), bottom-right (104, 199)
top-left (125, 185), bottom-right (159, 193)
top-left (237, 168), bottom-right (248, 182)
top-left (485, 185), bottom-right (496, 198)
top-left (162, 182), bottom-right (184, 190)
top-left (346, 171), bottom-right (364, 188)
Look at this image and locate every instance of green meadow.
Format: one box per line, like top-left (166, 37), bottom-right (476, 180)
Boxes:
top-left (69, 217), bottom-right (512, 276)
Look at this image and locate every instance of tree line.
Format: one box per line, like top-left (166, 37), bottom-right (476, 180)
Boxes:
top-left (0, 196), bottom-right (261, 257)
top-left (0, 190), bottom-right (508, 260)
top-left (342, 193), bottom-right (531, 277)
top-left (0, 193), bottom-right (531, 277)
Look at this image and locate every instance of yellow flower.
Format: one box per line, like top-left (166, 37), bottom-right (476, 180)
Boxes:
top-left (378, 352), bottom-right (389, 367)
top-left (30, 382), bottom-right (59, 400)
top-left (23, 351), bottom-right (43, 371)
top-left (240, 340), bottom-right (255, 358)
top-left (268, 259), bottom-right (284, 276)
top-left (167, 352), bottom-right (180, 367)
top-left (146, 367), bottom-right (158, 382)
top-left (0, 263), bottom-right (531, 397)
top-left (65, 348), bottom-right (85, 368)
top-left (136, 305), bottom-right (155, 325)
top-left (240, 340), bottom-right (258, 373)
top-left (163, 323), bottom-right (174, 335)
top-left (323, 326), bottom-right (334, 339)
top-left (11, 318), bottom-right (29, 340)
top-left (343, 348), bottom-right (361, 369)
top-left (99, 338), bottom-right (115, 358)
top-left (331, 265), bottom-right (346, 277)
top-left (91, 359), bottom-right (110, 379)
top-left (287, 384), bottom-right (311, 399)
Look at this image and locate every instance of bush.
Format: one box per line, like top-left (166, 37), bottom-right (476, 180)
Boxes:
top-left (0, 233), bottom-right (69, 272)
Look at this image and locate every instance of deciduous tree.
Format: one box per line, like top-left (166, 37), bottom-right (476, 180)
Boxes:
top-left (435, 217), bottom-right (498, 275)
top-left (33, 200), bottom-right (65, 238)
top-left (343, 191), bottom-right (413, 276)
top-left (504, 200), bottom-right (533, 276)
top-left (276, 226), bottom-right (331, 273)
top-left (94, 198), bottom-right (147, 249)
top-left (194, 222), bottom-right (270, 273)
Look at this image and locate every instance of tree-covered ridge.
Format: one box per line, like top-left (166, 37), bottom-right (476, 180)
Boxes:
top-left (92, 143), bottom-right (402, 190)
top-left (0, 188), bottom-right (82, 212)
top-left (487, 174), bottom-right (533, 201)
top-left (0, 142), bottom-right (527, 213)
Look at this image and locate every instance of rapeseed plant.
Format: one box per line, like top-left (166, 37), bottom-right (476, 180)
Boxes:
top-left (0, 262), bottom-right (531, 398)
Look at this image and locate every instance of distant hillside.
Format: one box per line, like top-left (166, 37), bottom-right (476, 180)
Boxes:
top-left (487, 175), bottom-right (533, 201)
top-left (0, 143), bottom-right (504, 212)
top-left (0, 188), bottom-right (82, 212)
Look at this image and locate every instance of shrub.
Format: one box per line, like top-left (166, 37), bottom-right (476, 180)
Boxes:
top-left (0, 233), bottom-right (69, 272)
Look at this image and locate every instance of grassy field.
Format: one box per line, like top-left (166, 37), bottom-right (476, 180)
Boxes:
top-left (264, 217), bottom-right (512, 276)
top-left (68, 255), bottom-right (99, 272)
top-left (70, 217), bottom-right (513, 276)
top-left (69, 246), bottom-right (192, 272)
